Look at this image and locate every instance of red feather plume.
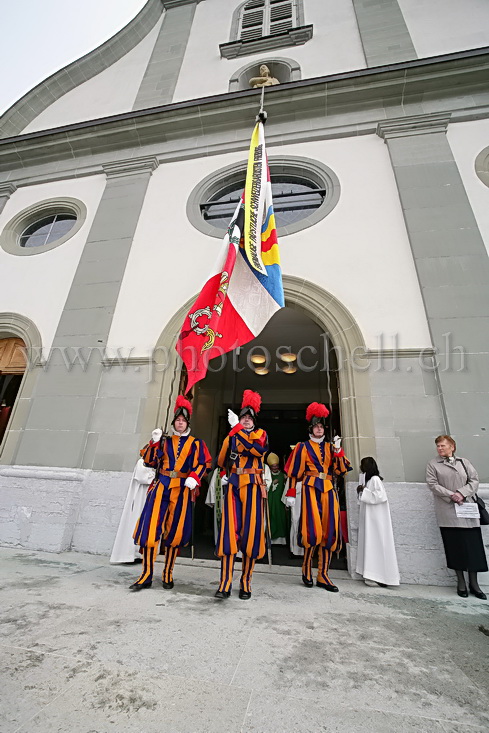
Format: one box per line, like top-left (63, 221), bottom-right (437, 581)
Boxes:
top-left (306, 402), bottom-right (329, 422)
top-left (174, 394), bottom-right (192, 416)
top-left (242, 390), bottom-right (261, 414)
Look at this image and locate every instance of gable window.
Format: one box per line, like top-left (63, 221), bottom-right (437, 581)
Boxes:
top-left (239, 1), bottom-right (297, 42)
top-left (221, 0), bottom-right (312, 59)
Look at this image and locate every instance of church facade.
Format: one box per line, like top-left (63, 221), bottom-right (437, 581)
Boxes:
top-left (0, 0), bottom-right (488, 584)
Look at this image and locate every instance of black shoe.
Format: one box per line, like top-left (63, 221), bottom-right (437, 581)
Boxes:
top-left (302, 575), bottom-right (313, 588)
top-left (129, 579), bottom-right (152, 591)
top-left (469, 585), bottom-right (487, 600)
top-left (377, 582), bottom-right (388, 588)
top-left (239, 589), bottom-right (251, 600)
top-left (316, 581), bottom-right (339, 593)
top-left (214, 589), bottom-right (231, 599)
top-left (162, 580), bottom-right (174, 590)
top-left (457, 587), bottom-right (468, 598)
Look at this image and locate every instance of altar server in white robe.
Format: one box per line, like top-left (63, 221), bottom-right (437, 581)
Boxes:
top-left (281, 478), bottom-right (304, 557)
top-left (356, 457), bottom-right (400, 587)
top-left (110, 454), bottom-right (156, 564)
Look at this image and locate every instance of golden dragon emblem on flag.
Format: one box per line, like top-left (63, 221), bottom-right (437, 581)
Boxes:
top-left (188, 272), bottom-right (230, 353)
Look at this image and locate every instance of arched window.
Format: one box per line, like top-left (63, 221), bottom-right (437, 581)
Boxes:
top-left (239, 0), bottom-right (299, 41)
top-left (221, 0), bottom-right (311, 59)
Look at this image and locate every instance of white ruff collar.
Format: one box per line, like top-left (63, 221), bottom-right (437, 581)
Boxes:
top-left (172, 428), bottom-right (190, 437)
top-left (310, 435), bottom-right (325, 444)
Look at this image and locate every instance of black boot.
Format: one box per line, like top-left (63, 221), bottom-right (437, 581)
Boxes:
top-left (239, 589), bottom-right (251, 600)
top-left (162, 580), bottom-right (174, 590)
top-left (129, 579), bottom-right (152, 591)
top-left (302, 574), bottom-right (313, 588)
top-left (316, 580), bottom-right (339, 593)
top-left (214, 589), bottom-right (231, 599)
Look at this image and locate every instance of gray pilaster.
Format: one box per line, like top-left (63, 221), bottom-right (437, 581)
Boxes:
top-left (352, 0), bottom-right (417, 67)
top-left (0, 183), bottom-right (16, 216)
top-left (378, 114), bottom-right (489, 479)
top-left (132, 0), bottom-right (202, 110)
top-left (14, 156), bottom-right (158, 469)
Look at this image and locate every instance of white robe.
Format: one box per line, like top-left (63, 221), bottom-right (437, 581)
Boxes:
top-left (110, 459), bottom-right (155, 563)
top-left (356, 474), bottom-right (400, 585)
top-left (281, 479), bottom-right (304, 557)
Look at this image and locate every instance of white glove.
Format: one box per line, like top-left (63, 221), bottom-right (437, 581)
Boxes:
top-left (285, 496), bottom-right (296, 508)
top-left (221, 475), bottom-right (229, 486)
top-left (151, 428), bottom-right (163, 443)
top-left (185, 477), bottom-right (198, 490)
top-left (333, 435), bottom-right (342, 452)
top-left (228, 409), bottom-right (239, 428)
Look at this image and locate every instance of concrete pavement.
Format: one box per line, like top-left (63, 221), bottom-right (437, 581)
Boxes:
top-left (0, 547), bottom-right (488, 733)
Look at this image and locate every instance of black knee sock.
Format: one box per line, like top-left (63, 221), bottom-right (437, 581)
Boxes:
top-left (468, 571), bottom-right (481, 592)
top-left (455, 569), bottom-right (466, 591)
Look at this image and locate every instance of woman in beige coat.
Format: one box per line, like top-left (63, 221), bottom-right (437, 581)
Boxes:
top-left (426, 435), bottom-right (487, 599)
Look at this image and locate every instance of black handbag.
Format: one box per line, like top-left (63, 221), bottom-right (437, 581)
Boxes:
top-left (458, 459), bottom-right (489, 525)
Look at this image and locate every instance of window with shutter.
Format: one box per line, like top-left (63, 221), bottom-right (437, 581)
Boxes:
top-left (239, 0), bottom-right (297, 41)
top-left (222, 0), bottom-right (311, 59)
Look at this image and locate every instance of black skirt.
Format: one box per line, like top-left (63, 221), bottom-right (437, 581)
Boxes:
top-left (440, 527), bottom-right (488, 572)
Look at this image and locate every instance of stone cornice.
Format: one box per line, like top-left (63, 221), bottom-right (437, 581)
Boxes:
top-left (377, 113), bottom-right (452, 140)
top-left (162, 0), bottom-right (205, 7)
top-left (102, 155), bottom-right (159, 178)
top-left (0, 49), bottom-right (487, 179)
top-left (366, 348), bottom-right (436, 359)
top-left (0, 182), bottom-right (17, 197)
top-left (220, 25), bottom-right (313, 59)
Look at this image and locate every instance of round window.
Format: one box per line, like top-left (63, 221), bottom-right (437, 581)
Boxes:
top-left (0, 197), bottom-right (87, 256)
top-left (187, 157), bottom-right (341, 239)
top-left (19, 213), bottom-right (77, 248)
top-left (202, 175), bottom-right (325, 231)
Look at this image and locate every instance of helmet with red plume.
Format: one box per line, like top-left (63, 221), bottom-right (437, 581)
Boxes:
top-left (239, 390), bottom-right (261, 423)
top-left (172, 395), bottom-right (192, 426)
top-left (305, 402), bottom-right (330, 433)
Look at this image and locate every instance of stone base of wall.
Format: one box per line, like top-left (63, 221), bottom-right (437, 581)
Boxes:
top-left (0, 465), bottom-right (132, 555)
top-left (0, 466), bottom-right (488, 586)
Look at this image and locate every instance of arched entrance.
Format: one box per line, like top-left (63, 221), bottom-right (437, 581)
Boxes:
top-left (0, 313), bottom-right (42, 463)
top-left (140, 276), bottom-right (376, 569)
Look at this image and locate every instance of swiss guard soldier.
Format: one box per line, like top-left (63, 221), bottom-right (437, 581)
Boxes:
top-left (285, 402), bottom-right (352, 593)
top-left (215, 390), bottom-right (269, 600)
top-left (129, 396), bottom-right (211, 591)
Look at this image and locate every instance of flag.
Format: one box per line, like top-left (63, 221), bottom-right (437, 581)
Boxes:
top-left (176, 120), bottom-right (284, 393)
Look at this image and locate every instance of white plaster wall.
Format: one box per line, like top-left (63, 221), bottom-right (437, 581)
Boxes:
top-left (173, 0), bottom-right (366, 102)
top-left (447, 119), bottom-right (489, 257)
top-left (24, 16), bottom-right (163, 133)
top-left (0, 175), bottom-right (106, 352)
top-left (109, 134), bottom-right (431, 354)
top-left (399, 0), bottom-right (489, 59)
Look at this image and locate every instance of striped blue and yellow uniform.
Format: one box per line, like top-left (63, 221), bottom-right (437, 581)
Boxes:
top-left (285, 441), bottom-right (352, 586)
top-left (131, 434), bottom-right (210, 587)
top-left (215, 425), bottom-right (268, 594)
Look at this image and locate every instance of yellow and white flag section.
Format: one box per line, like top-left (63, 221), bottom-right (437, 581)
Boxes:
top-left (177, 120), bottom-right (284, 392)
top-left (244, 121), bottom-right (269, 276)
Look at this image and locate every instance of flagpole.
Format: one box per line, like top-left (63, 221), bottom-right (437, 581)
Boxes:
top-left (256, 84), bottom-right (267, 124)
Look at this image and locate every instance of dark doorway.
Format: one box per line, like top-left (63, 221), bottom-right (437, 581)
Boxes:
top-left (181, 306), bottom-right (348, 570)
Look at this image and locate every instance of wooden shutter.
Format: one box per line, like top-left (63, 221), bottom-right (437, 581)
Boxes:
top-left (239, 0), bottom-right (298, 41)
top-left (269, 0), bottom-right (294, 35)
top-left (240, 0), bottom-right (265, 41)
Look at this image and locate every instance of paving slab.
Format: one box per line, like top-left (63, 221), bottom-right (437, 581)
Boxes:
top-left (0, 547), bottom-right (488, 733)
